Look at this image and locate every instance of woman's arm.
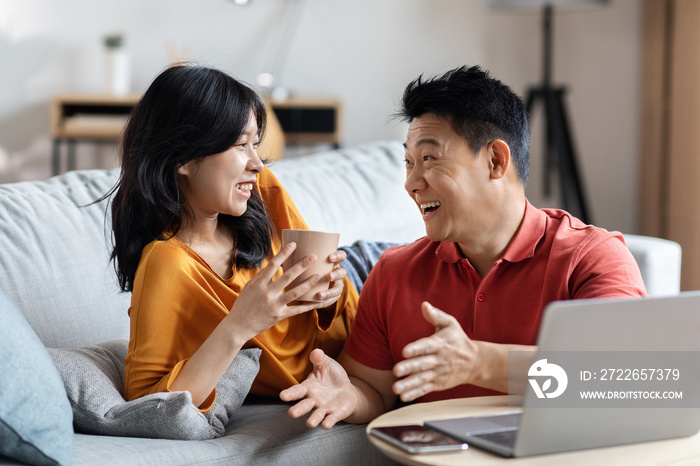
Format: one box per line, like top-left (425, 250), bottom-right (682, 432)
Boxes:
top-left (170, 242), bottom-right (344, 407)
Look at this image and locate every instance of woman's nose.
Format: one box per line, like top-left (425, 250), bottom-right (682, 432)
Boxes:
top-left (248, 149), bottom-right (264, 173)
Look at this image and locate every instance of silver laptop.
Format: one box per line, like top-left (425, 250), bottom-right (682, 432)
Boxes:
top-left (425, 291), bottom-right (700, 457)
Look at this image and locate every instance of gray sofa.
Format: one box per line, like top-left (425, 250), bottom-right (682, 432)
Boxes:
top-left (0, 140), bottom-right (681, 465)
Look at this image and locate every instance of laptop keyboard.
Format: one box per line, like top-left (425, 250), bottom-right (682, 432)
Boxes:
top-left (472, 429), bottom-right (518, 448)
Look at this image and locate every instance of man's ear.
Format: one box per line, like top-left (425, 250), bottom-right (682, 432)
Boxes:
top-left (488, 139), bottom-right (511, 180)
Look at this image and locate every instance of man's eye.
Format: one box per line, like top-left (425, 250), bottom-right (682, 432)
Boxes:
top-left (403, 159), bottom-right (413, 166)
top-left (423, 155), bottom-right (435, 162)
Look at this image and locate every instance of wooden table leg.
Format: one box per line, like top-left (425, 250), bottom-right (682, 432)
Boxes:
top-left (52, 139), bottom-right (61, 176)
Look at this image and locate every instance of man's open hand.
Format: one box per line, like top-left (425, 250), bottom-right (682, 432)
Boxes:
top-left (392, 301), bottom-right (480, 401)
top-left (280, 349), bottom-right (359, 429)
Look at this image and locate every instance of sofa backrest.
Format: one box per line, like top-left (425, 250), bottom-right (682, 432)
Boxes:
top-left (0, 139), bottom-right (680, 349)
top-left (0, 140), bottom-right (424, 349)
top-left (0, 170), bottom-right (129, 348)
top-left (269, 140), bottom-right (425, 245)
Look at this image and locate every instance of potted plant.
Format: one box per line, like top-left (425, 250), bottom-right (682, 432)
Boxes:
top-left (104, 34), bottom-right (130, 95)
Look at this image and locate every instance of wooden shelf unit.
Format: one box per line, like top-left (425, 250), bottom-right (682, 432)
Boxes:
top-left (50, 93), bottom-right (141, 175)
top-left (49, 94), bottom-right (342, 175)
top-left (50, 93), bottom-right (141, 140)
top-left (268, 97), bottom-right (342, 147)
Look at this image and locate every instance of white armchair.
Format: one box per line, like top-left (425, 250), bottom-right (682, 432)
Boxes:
top-left (623, 234), bottom-right (682, 296)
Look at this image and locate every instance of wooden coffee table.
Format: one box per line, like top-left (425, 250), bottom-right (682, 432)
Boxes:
top-left (366, 396), bottom-right (700, 465)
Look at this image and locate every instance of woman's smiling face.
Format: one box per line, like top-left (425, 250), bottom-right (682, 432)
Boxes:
top-left (177, 113), bottom-right (264, 220)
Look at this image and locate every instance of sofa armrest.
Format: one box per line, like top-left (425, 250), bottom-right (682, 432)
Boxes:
top-left (623, 234), bottom-right (682, 297)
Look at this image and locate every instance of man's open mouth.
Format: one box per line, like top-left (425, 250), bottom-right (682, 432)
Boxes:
top-left (420, 201), bottom-right (441, 215)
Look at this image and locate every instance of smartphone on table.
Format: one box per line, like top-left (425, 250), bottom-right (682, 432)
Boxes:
top-left (369, 424), bottom-right (469, 454)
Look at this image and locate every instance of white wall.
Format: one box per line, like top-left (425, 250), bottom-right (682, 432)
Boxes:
top-left (484, 0), bottom-right (642, 234)
top-left (0, 0), bottom-right (641, 233)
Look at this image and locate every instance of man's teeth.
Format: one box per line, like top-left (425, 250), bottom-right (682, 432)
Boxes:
top-left (236, 183), bottom-right (253, 192)
top-left (420, 201), bottom-right (441, 210)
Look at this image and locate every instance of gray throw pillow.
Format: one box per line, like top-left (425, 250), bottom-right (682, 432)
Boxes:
top-left (48, 340), bottom-right (261, 440)
top-left (0, 290), bottom-right (73, 466)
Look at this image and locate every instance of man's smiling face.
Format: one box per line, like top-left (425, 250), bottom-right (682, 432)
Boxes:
top-left (403, 113), bottom-right (494, 246)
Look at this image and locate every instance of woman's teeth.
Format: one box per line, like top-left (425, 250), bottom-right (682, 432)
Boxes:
top-left (236, 183), bottom-right (253, 192)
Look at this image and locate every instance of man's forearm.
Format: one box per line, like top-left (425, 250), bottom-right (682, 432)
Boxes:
top-left (473, 341), bottom-right (537, 395)
top-left (343, 376), bottom-right (395, 424)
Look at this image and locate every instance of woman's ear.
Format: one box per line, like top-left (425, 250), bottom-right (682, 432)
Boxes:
top-left (488, 139), bottom-right (511, 180)
top-left (176, 161), bottom-right (191, 176)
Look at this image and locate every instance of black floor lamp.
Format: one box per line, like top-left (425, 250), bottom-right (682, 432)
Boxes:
top-left (492, 0), bottom-right (608, 224)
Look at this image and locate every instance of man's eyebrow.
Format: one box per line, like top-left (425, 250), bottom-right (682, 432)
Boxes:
top-left (417, 137), bottom-right (440, 147)
top-left (406, 138), bottom-right (441, 149)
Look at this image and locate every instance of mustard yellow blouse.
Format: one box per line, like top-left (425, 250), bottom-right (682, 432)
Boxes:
top-left (123, 168), bottom-right (358, 410)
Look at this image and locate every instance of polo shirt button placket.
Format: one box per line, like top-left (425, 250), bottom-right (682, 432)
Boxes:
top-left (477, 292), bottom-right (485, 302)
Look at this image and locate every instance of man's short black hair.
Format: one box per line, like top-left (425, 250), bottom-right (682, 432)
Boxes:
top-left (397, 65), bottom-right (530, 184)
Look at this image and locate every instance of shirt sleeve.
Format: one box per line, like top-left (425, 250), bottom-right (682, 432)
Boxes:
top-left (257, 167), bottom-right (309, 233)
top-left (124, 242), bottom-right (225, 411)
top-left (569, 232), bottom-right (648, 299)
top-left (343, 257), bottom-right (395, 370)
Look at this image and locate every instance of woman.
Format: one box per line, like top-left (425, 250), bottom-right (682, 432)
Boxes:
top-left (109, 65), bottom-right (358, 411)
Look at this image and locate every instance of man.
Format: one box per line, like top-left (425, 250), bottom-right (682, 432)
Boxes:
top-left (280, 65), bottom-right (647, 428)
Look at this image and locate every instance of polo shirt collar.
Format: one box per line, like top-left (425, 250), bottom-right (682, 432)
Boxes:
top-left (436, 241), bottom-right (463, 264)
top-left (435, 199), bottom-right (546, 264)
top-left (501, 199), bottom-right (546, 263)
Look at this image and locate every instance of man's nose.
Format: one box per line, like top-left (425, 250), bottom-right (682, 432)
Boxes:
top-left (404, 166), bottom-right (426, 194)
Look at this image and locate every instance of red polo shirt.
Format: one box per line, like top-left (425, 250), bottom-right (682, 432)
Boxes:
top-left (343, 200), bottom-right (647, 401)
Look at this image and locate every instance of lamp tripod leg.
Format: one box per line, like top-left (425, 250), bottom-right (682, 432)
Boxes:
top-left (549, 90), bottom-right (591, 224)
top-left (526, 86), bottom-right (592, 224)
top-left (526, 89), bottom-right (554, 197)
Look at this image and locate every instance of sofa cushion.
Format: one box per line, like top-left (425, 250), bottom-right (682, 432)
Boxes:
top-left (68, 403), bottom-right (395, 466)
top-left (48, 341), bottom-right (261, 440)
top-left (0, 289), bottom-right (73, 466)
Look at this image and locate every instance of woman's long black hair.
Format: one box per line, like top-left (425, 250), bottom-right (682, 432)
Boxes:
top-left (109, 65), bottom-right (273, 292)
